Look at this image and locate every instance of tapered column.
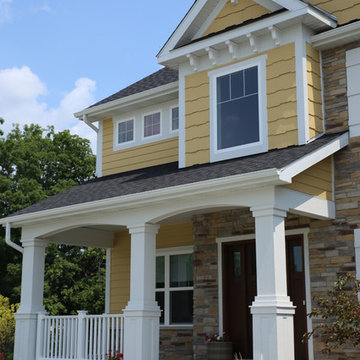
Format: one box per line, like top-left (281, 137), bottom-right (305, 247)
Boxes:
top-left (14, 238), bottom-right (47, 360)
top-left (123, 223), bottom-right (161, 360)
top-left (250, 206), bottom-right (295, 360)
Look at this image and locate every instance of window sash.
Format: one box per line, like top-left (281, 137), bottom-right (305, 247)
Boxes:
top-left (144, 112), bottom-right (161, 137)
top-left (117, 119), bottom-right (134, 144)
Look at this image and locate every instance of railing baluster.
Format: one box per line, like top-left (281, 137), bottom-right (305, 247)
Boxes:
top-left (115, 316), bottom-right (119, 353)
top-left (120, 316), bottom-right (124, 354)
top-left (106, 317), bottom-right (110, 360)
top-left (102, 316), bottom-right (106, 360)
top-left (85, 317), bottom-right (89, 360)
top-left (111, 316), bottom-right (115, 355)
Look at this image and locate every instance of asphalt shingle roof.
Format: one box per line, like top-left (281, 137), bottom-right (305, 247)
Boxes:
top-left (10, 132), bottom-right (344, 218)
top-left (90, 67), bottom-right (178, 108)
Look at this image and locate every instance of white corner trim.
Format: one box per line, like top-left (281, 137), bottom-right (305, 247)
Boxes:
top-left (105, 248), bottom-right (111, 314)
top-left (354, 230), bottom-right (360, 280)
top-left (96, 120), bottom-right (103, 178)
top-left (178, 67), bottom-right (186, 168)
top-left (312, 21), bottom-right (360, 50)
top-left (280, 132), bottom-right (349, 181)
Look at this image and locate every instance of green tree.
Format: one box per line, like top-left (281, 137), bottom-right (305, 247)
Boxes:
top-left (306, 273), bottom-right (360, 353)
top-left (0, 294), bottom-right (17, 357)
top-left (0, 123), bottom-right (105, 315)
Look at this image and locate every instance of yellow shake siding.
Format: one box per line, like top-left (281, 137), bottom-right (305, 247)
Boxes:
top-left (102, 118), bottom-right (179, 176)
top-left (203, 0), bottom-right (270, 36)
top-left (308, 0), bottom-right (360, 25)
top-left (285, 157), bottom-right (333, 200)
top-left (109, 222), bottom-right (194, 314)
top-left (307, 43), bottom-right (323, 139)
top-left (185, 43), bottom-right (297, 167)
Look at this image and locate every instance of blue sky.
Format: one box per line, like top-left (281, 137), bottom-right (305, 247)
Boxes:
top-left (0, 0), bottom-right (194, 149)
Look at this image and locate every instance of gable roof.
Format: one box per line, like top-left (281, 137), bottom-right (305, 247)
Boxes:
top-left (4, 132), bottom-right (347, 223)
top-left (89, 67), bottom-right (178, 108)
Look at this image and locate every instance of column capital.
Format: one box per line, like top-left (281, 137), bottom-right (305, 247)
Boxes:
top-left (21, 238), bottom-right (48, 248)
top-left (250, 205), bottom-right (287, 219)
top-left (127, 223), bottom-right (160, 236)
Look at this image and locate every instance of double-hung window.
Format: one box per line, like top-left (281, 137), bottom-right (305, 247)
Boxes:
top-left (144, 112), bottom-right (161, 138)
top-left (156, 248), bottom-right (193, 326)
top-left (209, 55), bottom-right (268, 162)
top-left (171, 107), bottom-right (179, 131)
top-left (117, 119), bottom-right (134, 145)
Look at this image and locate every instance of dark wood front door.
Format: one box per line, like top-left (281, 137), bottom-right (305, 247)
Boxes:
top-left (222, 236), bottom-right (308, 360)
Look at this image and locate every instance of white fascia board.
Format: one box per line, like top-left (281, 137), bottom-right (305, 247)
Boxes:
top-left (312, 21), bottom-right (360, 50)
top-left (74, 82), bottom-right (178, 122)
top-left (158, 7), bottom-right (332, 65)
top-left (1, 168), bottom-right (287, 227)
top-left (280, 132), bottom-right (349, 182)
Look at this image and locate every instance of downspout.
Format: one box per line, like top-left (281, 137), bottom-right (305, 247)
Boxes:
top-left (82, 114), bottom-right (99, 133)
top-left (5, 222), bottom-right (24, 254)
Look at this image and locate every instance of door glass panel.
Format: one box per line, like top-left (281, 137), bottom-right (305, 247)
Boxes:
top-left (233, 251), bottom-right (241, 277)
top-left (156, 256), bottom-right (165, 288)
top-left (293, 245), bottom-right (303, 273)
top-left (155, 292), bottom-right (164, 324)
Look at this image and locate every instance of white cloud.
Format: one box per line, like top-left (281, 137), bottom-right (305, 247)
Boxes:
top-left (33, 2), bottom-right (51, 14)
top-left (0, 0), bottom-right (12, 23)
top-left (0, 66), bottom-right (97, 152)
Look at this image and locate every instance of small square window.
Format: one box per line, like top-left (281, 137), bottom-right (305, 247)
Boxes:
top-left (144, 112), bottom-right (161, 137)
top-left (117, 119), bottom-right (134, 144)
top-left (171, 107), bottom-right (179, 131)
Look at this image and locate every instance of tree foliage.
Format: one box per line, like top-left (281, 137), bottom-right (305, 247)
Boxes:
top-left (0, 294), bottom-right (17, 356)
top-left (0, 123), bottom-right (105, 315)
top-left (306, 273), bottom-right (360, 353)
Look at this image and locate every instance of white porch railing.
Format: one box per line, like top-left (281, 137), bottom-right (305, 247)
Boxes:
top-left (36, 311), bottom-right (124, 360)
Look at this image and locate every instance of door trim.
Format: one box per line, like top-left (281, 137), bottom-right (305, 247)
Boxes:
top-left (216, 228), bottom-right (314, 360)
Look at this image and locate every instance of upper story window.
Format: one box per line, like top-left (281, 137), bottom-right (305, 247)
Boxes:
top-left (209, 55), bottom-right (268, 162)
top-left (117, 119), bottom-right (134, 144)
top-left (144, 112), bottom-right (161, 138)
top-left (156, 248), bottom-right (193, 326)
top-left (171, 107), bottom-right (179, 131)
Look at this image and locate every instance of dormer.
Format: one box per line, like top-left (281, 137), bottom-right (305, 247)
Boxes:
top-left (158, 0), bottom-right (336, 167)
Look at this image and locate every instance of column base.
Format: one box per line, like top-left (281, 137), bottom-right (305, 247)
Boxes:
top-left (250, 296), bottom-right (295, 360)
top-left (14, 313), bottom-right (38, 360)
top-left (123, 303), bottom-right (161, 360)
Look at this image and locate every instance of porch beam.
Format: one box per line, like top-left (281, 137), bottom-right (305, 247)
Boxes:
top-left (14, 238), bottom-right (47, 360)
top-left (250, 206), bottom-right (295, 360)
top-left (123, 223), bottom-right (161, 360)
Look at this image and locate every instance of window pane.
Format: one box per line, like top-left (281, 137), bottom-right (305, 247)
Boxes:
top-left (217, 75), bottom-right (230, 103)
top-left (217, 94), bottom-right (259, 149)
top-left (156, 256), bottom-right (165, 288)
top-left (156, 292), bottom-right (165, 324)
top-left (144, 113), bottom-right (161, 137)
top-left (118, 120), bottom-right (134, 144)
top-left (233, 251), bottom-right (241, 277)
top-left (172, 107), bottom-right (179, 131)
top-left (170, 254), bottom-right (193, 287)
top-left (170, 290), bottom-right (193, 324)
top-left (244, 66), bottom-right (258, 96)
top-left (231, 70), bottom-right (244, 99)
top-left (293, 246), bottom-right (303, 273)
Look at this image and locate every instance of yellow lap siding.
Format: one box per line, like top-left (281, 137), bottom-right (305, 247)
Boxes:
top-left (109, 223), bottom-right (194, 314)
top-left (306, 43), bottom-right (323, 140)
top-left (102, 118), bottom-right (178, 176)
top-left (184, 43), bottom-right (297, 166)
top-left (285, 157), bottom-right (333, 200)
top-left (203, 0), bottom-right (270, 36)
top-left (308, 0), bottom-right (360, 25)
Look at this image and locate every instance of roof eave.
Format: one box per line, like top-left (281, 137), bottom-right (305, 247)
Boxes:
top-left (74, 81), bottom-right (179, 122)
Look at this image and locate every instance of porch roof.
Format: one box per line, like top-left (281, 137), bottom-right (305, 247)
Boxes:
top-left (4, 132), bottom-right (345, 221)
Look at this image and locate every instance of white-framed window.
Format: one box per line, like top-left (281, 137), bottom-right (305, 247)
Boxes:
top-left (156, 246), bottom-right (193, 326)
top-left (116, 119), bottom-right (134, 145)
top-left (143, 111), bottom-right (161, 138)
top-left (171, 106), bottom-right (179, 132)
top-left (209, 55), bottom-right (268, 162)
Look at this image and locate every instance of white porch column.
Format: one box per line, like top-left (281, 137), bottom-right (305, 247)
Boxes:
top-left (14, 238), bottom-right (47, 360)
top-left (250, 206), bottom-right (295, 360)
top-left (123, 223), bottom-right (161, 360)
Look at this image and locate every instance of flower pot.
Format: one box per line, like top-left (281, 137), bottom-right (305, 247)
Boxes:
top-left (207, 341), bottom-right (233, 360)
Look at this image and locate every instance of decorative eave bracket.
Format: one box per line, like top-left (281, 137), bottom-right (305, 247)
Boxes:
top-left (225, 40), bottom-right (240, 60)
top-left (246, 33), bottom-right (259, 53)
top-left (206, 47), bottom-right (219, 66)
top-left (186, 53), bottom-right (200, 72)
top-left (268, 25), bottom-right (281, 46)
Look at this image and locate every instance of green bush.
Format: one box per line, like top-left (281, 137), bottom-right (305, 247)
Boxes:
top-left (0, 295), bottom-right (17, 357)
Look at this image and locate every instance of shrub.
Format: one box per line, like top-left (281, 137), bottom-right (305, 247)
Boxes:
top-left (306, 273), bottom-right (360, 353)
top-left (0, 295), bottom-right (17, 356)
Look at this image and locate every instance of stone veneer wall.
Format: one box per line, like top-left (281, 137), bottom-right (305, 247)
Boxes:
top-left (160, 329), bottom-right (193, 360)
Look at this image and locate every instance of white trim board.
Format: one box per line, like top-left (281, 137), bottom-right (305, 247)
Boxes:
top-left (216, 228), bottom-right (314, 360)
top-left (105, 248), bottom-right (111, 314)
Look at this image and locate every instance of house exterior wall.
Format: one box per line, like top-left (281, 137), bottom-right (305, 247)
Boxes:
top-left (185, 43), bottom-right (298, 167)
top-left (203, 0), bottom-right (270, 36)
top-left (307, 43), bottom-right (324, 139)
top-left (284, 156), bottom-right (333, 200)
top-left (102, 118), bottom-right (179, 176)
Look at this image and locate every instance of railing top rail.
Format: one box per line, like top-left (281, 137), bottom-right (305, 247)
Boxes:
top-left (41, 313), bottom-right (124, 320)
top-left (84, 313), bottom-right (124, 319)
